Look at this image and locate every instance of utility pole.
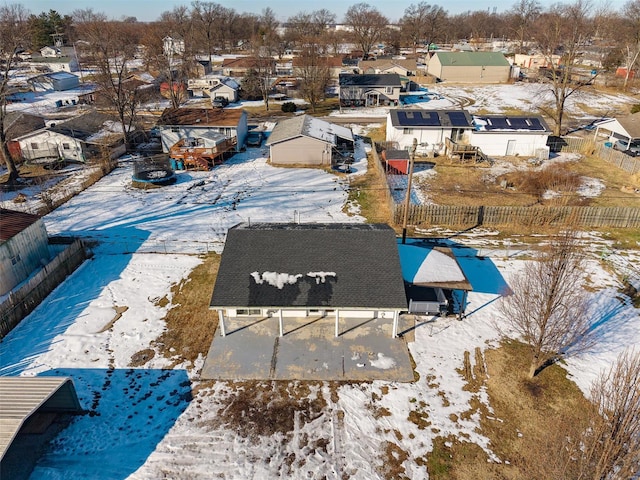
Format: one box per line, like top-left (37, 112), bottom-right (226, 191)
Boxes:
top-left (401, 138), bottom-right (417, 244)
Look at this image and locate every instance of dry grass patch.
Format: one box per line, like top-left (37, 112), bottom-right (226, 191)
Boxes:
top-left (154, 253), bottom-right (220, 367)
top-left (346, 153), bottom-right (393, 223)
top-left (378, 441), bottom-right (411, 480)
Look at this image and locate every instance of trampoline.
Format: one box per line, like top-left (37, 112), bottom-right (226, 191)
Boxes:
top-left (132, 157), bottom-right (176, 186)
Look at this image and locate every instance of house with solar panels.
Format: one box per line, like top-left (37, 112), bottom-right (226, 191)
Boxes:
top-left (469, 114), bottom-right (552, 157)
top-left (386, 109), bottom-right (475, 156)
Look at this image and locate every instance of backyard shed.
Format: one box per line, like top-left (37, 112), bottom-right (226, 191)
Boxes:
top-left (266, 115), bottom-right (354, 166)
top-left (427, 52), bottom-right (511, 83)
top-left (0, 377), bottom-right (82, 478)
top-left (398, 241), bottom-right (472, 317)
top-left (210, 223), bottom-right (408, 338)
top-left (0, 209), bottom-right (51, 296)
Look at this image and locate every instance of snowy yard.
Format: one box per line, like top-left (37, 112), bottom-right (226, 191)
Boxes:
top-left (1, 140), bottom-right (639, 478)
top-left (1, 81), bottom-right (639, 478)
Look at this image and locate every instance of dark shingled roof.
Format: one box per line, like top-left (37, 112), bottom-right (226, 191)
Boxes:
top-left (0, 209), bottom-right (42, 242)
top-left (210, 223), bottom-right (408, 310)
top-left (338, 73), bottom-right (401, 87)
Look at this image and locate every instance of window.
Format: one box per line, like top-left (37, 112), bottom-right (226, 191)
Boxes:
top-left (171, 127), bottom-right (179, 133)
top-left (30, 143), bottom-right (39, 150)
top-left (385, 86), bottom-right (393, 94)
top-left (236, 308), bottom-right (261, 316)
top-left (62, 143), bottom-right (70, 150)
top-left (403, 128), bottom-right (413, 135)
top-left (10, 254), bottom-right (21, 265)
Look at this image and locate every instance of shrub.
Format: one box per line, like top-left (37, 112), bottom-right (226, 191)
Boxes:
top-left (281, 101), bottom-right (297, 113)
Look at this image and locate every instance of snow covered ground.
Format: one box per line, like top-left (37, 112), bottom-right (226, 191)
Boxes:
top-left (1, 82), bottom-right (639, 479)
top-left (1, 138), bottom-right (639, 479)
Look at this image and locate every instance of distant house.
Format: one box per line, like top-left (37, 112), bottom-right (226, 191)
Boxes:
top-left (358, 58), bottom-right (417, 76)
top-left (386, 109), bottom-right (475, 155)
top-left (28, 72), bottom-right (79, 91)
top-left (163, 36), bottom-right (185, 57)
top-left (514, 53), bottom-right (561, 70)
top-left (0, 209), bottom-right (51, 296)
top-left (292, 56), bottom-right (344, 78)
top-left (470, 114), bottom-right (552, 156)
top-left (339, 73), bottom-right (402, 107)
top-left (593, 112), bottom-right (640, 148)
top-left (156, 107), bottom-right (248, 153)
top-left (221, 57), bottom-right (275, 76)
top-left (209, 223), bottom-right (408, 338)
top-left (30, 46), bottom-right (78, 73)
top-left (187, 75), bottom-right (239, 102)
top-left (266, 115), bottom-right (354, 166)
top-left (427, 52), bottom-right (511, 83)
top-left (4, 112), bottom-right (45, 160)
top-left (15, 112), bottom-right (126, 163)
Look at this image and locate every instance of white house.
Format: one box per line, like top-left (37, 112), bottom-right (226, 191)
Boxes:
top-left (156, 108), bottom-right (248, 153)
top-left (15, 112), bottom-right (126, 163)
top-left (470, 115), bottom-right (552, 156)
top-left (187, 75), bottom-right (239, 101)
top-left (386, 109), bottom-right (475, 155)
top-left (163, 36), bottom-right (185, 57)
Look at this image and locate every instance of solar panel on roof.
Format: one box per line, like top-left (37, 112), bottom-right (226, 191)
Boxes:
top-left (508, 118), bottom-right (530, 129)
top-left (527, 117), bottom-right (544, 130)
top-left (485, 118), bottom-right (509, 130)
top-left (448, 111), bottom-right (470, 127)
top-left (397, 111), bottom-right (441, 126)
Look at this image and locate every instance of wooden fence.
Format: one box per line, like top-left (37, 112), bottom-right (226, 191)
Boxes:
top-left (370, 143), bottom-right (397, 216)
top-left (393, 204), bottom-right (640, 228)
top-left (0, 239), bottom-right (88, 339)
top-left (376, 138), bottom-right (640, 229)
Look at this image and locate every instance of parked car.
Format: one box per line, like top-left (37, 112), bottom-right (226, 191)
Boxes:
top-left (212, 96), bottom-right (229, 108)
top-left (613, 139), bottom-right (640, 156)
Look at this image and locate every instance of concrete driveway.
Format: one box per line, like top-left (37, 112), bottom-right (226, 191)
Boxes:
top-left (201, 315), bottom-right (416, 382)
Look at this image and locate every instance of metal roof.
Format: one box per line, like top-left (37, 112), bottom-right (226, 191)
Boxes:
top-left (0, 377), bottom-right (82, 460)
top-left (0, 209), bottom-right (42, 243)
top-left (210, 223), bottom-right (408, 310)
top-left (434, 51), bottom-right (510, 67)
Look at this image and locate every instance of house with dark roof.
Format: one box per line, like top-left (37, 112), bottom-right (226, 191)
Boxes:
top-left (386, 109), bottom-right (474, 155)
top-left (338, 73), bottom-right (402, 107)
top-left (4, 112), bottom-right (45, 160)
top-left (14, 112), bottom-right (126, 163)
top-left (210, 223), bottom-right (408, 338)
top-left (156, 107), bottom-right (248, 153)
top-left (0, 209), bottom-right (51, 296)
top-left (358, 58), bottom-right (418, 76)
top-left (427, 52), bottom-right (512, 83)
top-left (470, 114), bottom-right (551, 156)
top-left (266, 115), bottom-right (354, 166)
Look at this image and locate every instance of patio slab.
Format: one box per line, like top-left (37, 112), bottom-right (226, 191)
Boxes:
top-left (200, 315), bottom-right (416, 382)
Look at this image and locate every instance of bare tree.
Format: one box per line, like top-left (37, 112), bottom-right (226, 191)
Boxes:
top-left (498, 230), bottom-right (596, 378)
top-left (191, 1), bottom-right (237, 62)
top-left (617, 0), bottom-right (640, 90)
top-left (508, 0), bottom-right (542, 54)
top-left (297, 50), bottom-right (332, 112)
top-left (400, 2), bottom-right (447, 54)
top-left (533, 0), bottom-right (596, 136)
top-left (75, 15), bottom-right (142, 145)
top-left (573, 349), bottom-right (640, 479)
top-left (0, 4), bottom-right (31, 184)
top-left (344, 3), bottom-right (388, 57)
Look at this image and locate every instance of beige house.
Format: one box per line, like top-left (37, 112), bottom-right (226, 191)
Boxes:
top-left (514, 53), bottom-right (561, 70)
top-left (358, 58), bottom-right (417, 76)
top-left (427, 52), bottom-right (511, 83)
top-left (266, 115), bottom-right (354, 166)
